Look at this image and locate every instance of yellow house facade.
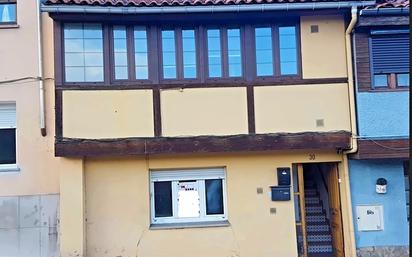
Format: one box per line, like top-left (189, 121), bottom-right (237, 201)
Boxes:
top-left (0, 1), bottom-right (60, 256)
top-left (40, 1), bottom-right (374, 257)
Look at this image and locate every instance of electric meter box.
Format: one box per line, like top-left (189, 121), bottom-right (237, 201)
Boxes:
top-left (356, 205), bottom-right (384, 231)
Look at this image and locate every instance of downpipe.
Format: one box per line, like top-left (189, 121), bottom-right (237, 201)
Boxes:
top-left (344, 6), bottom-right (358, 154)
top-left (37, 0), bottom-right (47, 137)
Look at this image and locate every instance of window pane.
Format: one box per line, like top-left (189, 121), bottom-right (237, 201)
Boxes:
top-left (0, 129), bottom-right (16, 165)
top-left (113, 26), bottom-right (128, 80)
top-left (255, 27), bottom-right (273, 76)
top-left (177, 181), bottom-right (200, 218)
top-left (64, 23), bottom-right (104, 82)
top-left (162, 30), bottom-right (176, 79)
top-left (205, 179), bottom-right (224, 215)
top-left (397, 73), bottom-right (409, 87)
top-left (85, 67), bottom-right (104, 82)
top-left (373, 74), bottom-right (388, 88)
top-left (228, 29), bottom-right (242, 77)
top-left (0, 4), bottom-right (16, 23)
top-left (134, 27), bottom-right (149, 80)
top-left (279, 26), bottom-right (298, 75)
top-left (154, 181), bottom-right (173, 218)
top-left (182, 30), bottom-right (197, 79)
top-left (207, 29), bottom-right (222, 78)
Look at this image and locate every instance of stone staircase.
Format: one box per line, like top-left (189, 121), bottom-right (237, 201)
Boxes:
top-left (304, 179), bottom-right (333, 256)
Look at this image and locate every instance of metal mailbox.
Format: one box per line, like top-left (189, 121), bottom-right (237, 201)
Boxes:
top-left (270, 186), bottom-right (291, 201)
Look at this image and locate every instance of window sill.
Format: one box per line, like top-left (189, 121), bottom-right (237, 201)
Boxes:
top-left (0, 24), bottom-right (19, 29)
top-left (0, 164), bottom-right (20, 172)
top-left (150, 220), bottom-right (230, 230)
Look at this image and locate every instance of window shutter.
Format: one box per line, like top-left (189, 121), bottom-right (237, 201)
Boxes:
top-left (151, 168), bottom-right (225, 181)
top-left (371, 34), bottom-right (410, 74)
top-left (0, 104), bottom-right (16, 129)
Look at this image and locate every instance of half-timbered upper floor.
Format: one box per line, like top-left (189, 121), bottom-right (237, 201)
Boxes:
top-left (42, 0), bottom-right (376, 157)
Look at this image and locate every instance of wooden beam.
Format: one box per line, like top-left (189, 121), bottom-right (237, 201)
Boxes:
top-left (55, 77), bottom-right (348, 91)
top-left (350, 139), bottom-right (410, 160)
top-left (55, 131), bottom-right (351, 157)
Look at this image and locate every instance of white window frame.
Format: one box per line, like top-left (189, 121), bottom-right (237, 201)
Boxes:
top-left (0, 103), bottom-right (19, 172)
top-left (150, 167), bottom-right (228, 225)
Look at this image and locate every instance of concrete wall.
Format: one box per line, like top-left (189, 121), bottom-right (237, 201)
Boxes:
top-left (74, 151), bottom-right (356, 257)
top-left (349, 160), bottom-right (409, 248)
top-left (300, 15), bottom-right (347, 79)
top-left (254, 83), bottom-right (351, 133)
top-left (63, 90), bottom-right (154, 139)
top-left (161, 87), bottom-right (248, 137)
top-left (356, 92), bottom-right (409, 138)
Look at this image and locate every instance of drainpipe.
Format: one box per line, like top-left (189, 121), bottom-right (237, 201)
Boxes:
top-left (344, 6), bottom-right (358, 154)
top-left (37, 0), bottom-right (47, 137)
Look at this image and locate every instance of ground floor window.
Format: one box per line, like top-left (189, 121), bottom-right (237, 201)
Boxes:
top-left (150, 168), bottom-right (227, 225)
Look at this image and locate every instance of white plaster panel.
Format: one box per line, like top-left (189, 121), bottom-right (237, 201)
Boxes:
top-left (19, 228), bottom-right (41, 257)
top-left (0, 196), bottom-right (18, 229)
top-left (40, 195), bottom-right (59, 228)
top-left (40, 227), bottom-right (59, 257)
top-left (19, 196), bottom-right (40, 228)
top-left (0, 228), bottom-right (19, 257)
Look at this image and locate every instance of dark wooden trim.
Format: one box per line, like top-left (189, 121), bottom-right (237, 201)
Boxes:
top-left (153, 88), bottom-right (162, 137)
top-left (55, 131), bottom-right (352, 157)
top-left (350, 139), bottom-right (410, 160)
top-left (49, 10), bottom-right (347, 24)
top-left (56, 77), bottom-right (348, 90)
top-left (357, 16), bottom-right (410, 27)
top-left (53, 21), bottom-right (63, 86)
top-left (55, 90), bottom-right (63, 139)
top-left (355, 31), bottom-right (372, 92)
top-left (247, 86), bottom-right (255, 134)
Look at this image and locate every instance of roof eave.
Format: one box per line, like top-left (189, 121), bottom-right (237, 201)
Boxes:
top-left (41, 1), bottom-right (376, 14)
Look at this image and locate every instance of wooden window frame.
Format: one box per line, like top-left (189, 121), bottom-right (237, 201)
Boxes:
top-left (204, 26), bottom-right (247, 83)
top-left (58, 20), bottom-right (302, 87)
top-left (158, 26), bottom-right (201, 84)
top-left (252, 22), bottom-right (302, 82)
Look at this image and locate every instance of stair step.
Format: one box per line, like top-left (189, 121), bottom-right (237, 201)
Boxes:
top-left (308, 242), bottom-right (333, 253)
top-left (306, 206), bottom-right (324, 213)
top-left (307, 234), bottom-right (332, 242)
top-left (307, 224), bottom-right (330, 233)
top-left (305, 202), bottom-right (322, 207)
top-left (306, 215), bottom-right (327, 222)
top-left (305, 197), bottom-right (321, 204)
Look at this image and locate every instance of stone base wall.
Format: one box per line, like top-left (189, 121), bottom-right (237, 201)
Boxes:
top-left (0, 194), bottom-right (59, 257)
top-left (357, 246), bottom-right (410, 257)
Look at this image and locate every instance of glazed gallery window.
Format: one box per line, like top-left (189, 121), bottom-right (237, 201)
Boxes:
top-left (0, 1), bottom-right (16, 24)
top-left (160, 29), bottom-right (198, 80)
top-left (150, 168), bottom-right (227, 225)
top-left (61, 22), bottom-right (300, 84)
top-left (0, 103), bottom-right (17, 171)
top-left (255, 26), bottom-right (298, 76)
top-left (63, 23), bottom-right (104, 82)
top-left (370, 30), bottom-right (410, 89)
top-left (206, 28), bottom-right (242, 78)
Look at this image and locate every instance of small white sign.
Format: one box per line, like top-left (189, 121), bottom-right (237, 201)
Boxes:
top-left (177, 181), bottom-right (200, 218)
top-left (356, 205), bottom-right (384, 231)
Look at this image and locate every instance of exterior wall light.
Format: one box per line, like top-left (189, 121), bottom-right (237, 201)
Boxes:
top-left (376, 178), bottom-right (387, 194)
